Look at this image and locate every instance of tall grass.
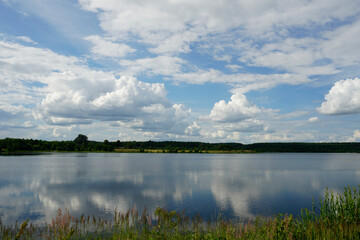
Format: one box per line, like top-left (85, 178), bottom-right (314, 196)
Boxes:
top-left (2, 186), bottom-right (360, 239)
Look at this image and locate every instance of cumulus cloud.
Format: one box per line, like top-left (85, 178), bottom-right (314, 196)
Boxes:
top-left (317, 78), bottom-right (360, 115)
top-left (198, 119), bottom-right (270, 142)
top-left (185, 122), bottom-right (201, 136)
top-left (207, 93), bottom-right (261, 122)
top-left (345, 130), bottom-right (360, 142)
top-left (355, 130), bottom-right (360, 139)
top-left (38, 75), bottom-right (171, 123)
top-left (0, 38), bottom-right (195, 138)
top-left (0, 104), bottom-right (29, 119)
top-left (0, 40), bottom-right (82, 107)
top-left (2, 0), bottom-right (360, 141)
top-left (116, 103), bottom-right (194, 135)
top-left (36, 68), bottom-right (196, 136)
top-left (197, 93), bottom-right (270, 141)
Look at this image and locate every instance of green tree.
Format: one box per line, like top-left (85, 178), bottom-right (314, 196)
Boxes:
top-left (74, 134), bottom-right (88, 145)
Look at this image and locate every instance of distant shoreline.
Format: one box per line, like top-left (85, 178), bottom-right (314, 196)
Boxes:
top-left (1, 137), bottom-right (360, 153)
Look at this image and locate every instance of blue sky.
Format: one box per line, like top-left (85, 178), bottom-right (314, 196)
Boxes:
top-left (1, 0), bottom-right (360, 143)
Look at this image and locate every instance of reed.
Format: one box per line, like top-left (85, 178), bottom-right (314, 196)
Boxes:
top-left (1, 186), bottom-right (360, 239)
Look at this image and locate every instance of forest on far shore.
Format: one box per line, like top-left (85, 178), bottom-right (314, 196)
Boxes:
top-left (1, 134), bottom-right (360, 153)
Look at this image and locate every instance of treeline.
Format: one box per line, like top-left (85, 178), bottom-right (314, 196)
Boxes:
top-left (0, 136), bottom-right (114, 152)
top-left (1, 135), bottom-right (360, 153)
top-left (0, 137), bottom-right (243, 153)
top-left (245, 142), bottom-right (360, 153)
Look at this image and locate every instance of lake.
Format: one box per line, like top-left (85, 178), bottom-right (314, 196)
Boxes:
top-left (0, 152), bottom-right (360, 225)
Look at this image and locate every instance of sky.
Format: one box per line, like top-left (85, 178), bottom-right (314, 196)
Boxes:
top-left (0, 0), bottom-right (360, 143)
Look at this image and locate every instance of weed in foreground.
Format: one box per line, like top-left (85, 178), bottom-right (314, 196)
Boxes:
top-left (2, 186), bottom-right (360, 239)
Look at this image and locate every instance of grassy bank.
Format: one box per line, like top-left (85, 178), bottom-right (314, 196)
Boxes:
top-left (2, 186), bottom-right (360, 239)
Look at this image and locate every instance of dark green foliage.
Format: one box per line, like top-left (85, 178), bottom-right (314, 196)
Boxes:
top-left (74, 134), bottom-right (88, 145)
top-left (246, 142), bottom-right (360, 153)
top-left (0, 137), bottom-right (114, 153)
top-left (1, 137), bottom-right (360, 153)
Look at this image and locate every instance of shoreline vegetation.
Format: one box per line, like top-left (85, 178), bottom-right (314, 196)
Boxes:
top-left (1, 186), bottom-right (360, 239)
top-left (1, 135), bottom-right (360, 154)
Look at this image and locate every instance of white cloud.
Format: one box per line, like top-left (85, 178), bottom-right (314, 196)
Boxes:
top-left (79, 0), bottom-right (232, 53)
top-left (2, 1), bottom-right (360, 142)
top-left (85, 35), bottom-right (136, 58)
top-left (149, 29), bottom-right (200, 54)
top-left (237, 36), bottom-right (343, 78)
top-left (271, 110), bottom-right (308, 120)
top-left (241, 18), bottom-right (360, 75)
top-left (317, 78), bottom-right (360, 115)
top-left (226, 64), bottom-right (243, 72)
top-left (247, 132), bottom-right (316, 143)
top-left (16, 36), bottom-right (36, 44)
top-left (222, 119), bottom-right (269, 132)
top-left (118, 54), bottom-right (310, 92)
top-left (38, 75), bottom-right (170, 123)
top-left (322, 19), bottom-right (360, 67)
top-left (117, 103), bottom-right (194, 135)
top-left (119, 56), bottom-right (185, 76)
top-left (308, 116), bottom-right (319, 122)
top-left (207, 93), bottom-right (261, 122)
top-left (0, 103), bottom-right (29, 118)
top-left (78, 0), bottom-right (360, 50)
top-left (345, 130), bottom-right (360, 142)
top-left (51, 127), bottom-right (77, 138)
top-left (79, 0), bottom-right (359, 94)
top-left (4, 0), bottom-right (100, 42)
top-left (52, 128), bottom-right (61, 137)
top-left (196, 93), bottom-right (270, 141)
top-left (0, 38), bottom-right (196, 138)
top-left (0, 40), bottom-right (81, 103)
top-left (213, 54), bottom-right (232, 63)
top-left (185, 122), bottom-right (201, 136)
top-left (242, 38), bottom-right (318, 69)
top-left (355, 130), bottom-right (360, 139)
top-left (172, 71), bottom-right (310, 92)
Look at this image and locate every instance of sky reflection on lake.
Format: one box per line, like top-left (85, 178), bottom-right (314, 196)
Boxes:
top-left (0, 153), bottom-right (360, 225)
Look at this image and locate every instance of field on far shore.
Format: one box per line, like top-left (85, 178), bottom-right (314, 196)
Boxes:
top-left (114, 148), bottom-right (256, 153)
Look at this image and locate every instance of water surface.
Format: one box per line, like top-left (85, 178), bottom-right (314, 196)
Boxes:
top-left (0, 153), bottom-right (359, 225)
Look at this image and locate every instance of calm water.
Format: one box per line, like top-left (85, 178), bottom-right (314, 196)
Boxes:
top-left (0, 153), bottom-right (360, 225)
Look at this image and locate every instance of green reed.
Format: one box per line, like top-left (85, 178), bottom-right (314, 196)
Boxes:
top-left (2, 186), bottom-right (360, 239)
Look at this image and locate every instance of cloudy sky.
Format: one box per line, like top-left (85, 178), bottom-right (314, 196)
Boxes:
top-left (1, 0), bottom-right (360, 143)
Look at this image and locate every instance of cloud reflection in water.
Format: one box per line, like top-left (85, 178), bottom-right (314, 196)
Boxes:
top-left (0, 153), bottom-right (360, 225)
